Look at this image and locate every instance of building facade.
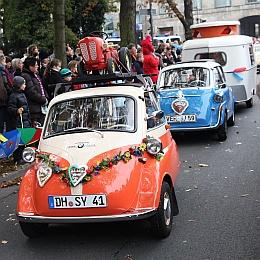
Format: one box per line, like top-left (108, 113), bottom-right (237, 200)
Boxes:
top-left (104, 0), bottom-right (260, 41)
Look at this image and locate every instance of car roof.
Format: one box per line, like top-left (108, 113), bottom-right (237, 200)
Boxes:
top-left (183, 35), bottom-right (253, 49)
top-left (49, 84), bottom-right (144, 107)
top-left (160, 60), bottom-right (220, 73)
top-left (190, 21), bottom-right (240, 29)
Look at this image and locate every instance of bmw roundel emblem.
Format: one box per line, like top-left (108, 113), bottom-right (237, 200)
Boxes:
top-left (77, 143), bottom-right (84, 148)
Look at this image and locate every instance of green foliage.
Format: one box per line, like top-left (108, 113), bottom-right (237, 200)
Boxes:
top-left (67, 0), bottom-right (110, 38)
top-left (2, 0), bottom-right (112, 56)
top-left (3, 0), bottom-right (54, 56)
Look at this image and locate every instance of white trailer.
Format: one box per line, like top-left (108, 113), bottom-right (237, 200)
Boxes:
top-left (182, 35), bottom-right (257, 107)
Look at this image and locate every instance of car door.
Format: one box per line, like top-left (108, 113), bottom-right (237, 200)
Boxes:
top-left (214, 66), bottom-right (233, 118)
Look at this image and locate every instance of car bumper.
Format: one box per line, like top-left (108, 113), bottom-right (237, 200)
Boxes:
top-left (170, 104), bottom-right (223, 132)
top-left (17, 208), bottom-right (156, 224)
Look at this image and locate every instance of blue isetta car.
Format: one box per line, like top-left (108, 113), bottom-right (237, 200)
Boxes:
top-left (157, 60), bottom-right (235, 141)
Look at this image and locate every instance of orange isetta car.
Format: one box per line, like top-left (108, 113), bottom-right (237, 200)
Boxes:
top-left (17, 75), bottom-right (180, 239)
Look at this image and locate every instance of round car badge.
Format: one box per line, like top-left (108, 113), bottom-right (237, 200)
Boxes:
top-left (171, 94), bottom-right (189, 115)
top-left (77, 143), bottom-right (84, 148)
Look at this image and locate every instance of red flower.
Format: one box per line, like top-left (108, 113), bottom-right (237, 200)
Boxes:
top-left (129, 147), bottom-right (134, 155)
top-left (86, 169), bottom-right (92, 174)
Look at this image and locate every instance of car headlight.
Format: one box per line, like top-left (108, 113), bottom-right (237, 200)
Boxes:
top-left (146, 138), bottom-right (162, 155)
top-left (214, 94), bottom-right (223, 103)
top-left (22, 147), bottom-right (36, 163)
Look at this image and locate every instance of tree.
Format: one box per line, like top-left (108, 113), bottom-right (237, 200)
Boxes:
top-left (67, 0), bottom-right (110, 38)
top-left (1, 0), bottom-right (110, 57)
top-left (119, 0), bottom-right (136, 46)
top-left (167, 0), bottom-right (193, 40)
top-left (150, 0), bottom-right (194, 40)
top-left (1, 0), bottom-right (79, 56)
top-left (2, 0), bottom-right (54, 56)
top-left (53, 0), bottom-right (66, 66)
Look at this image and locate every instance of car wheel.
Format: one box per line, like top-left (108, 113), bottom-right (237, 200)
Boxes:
top-left (150, 182), bottom-right (174, 238)
top-left (19, 222), bottom-right (48, 238)
top-left (227, 112), bottom-right (235, 126)
top-left (246, 97), bottom-right (253, 108)
top-left (118, 47), bottom-right (132, 72)
top-left (107, 58), bottom-right (116, 74)
top-left (217, 114), bottom-right (227, 141)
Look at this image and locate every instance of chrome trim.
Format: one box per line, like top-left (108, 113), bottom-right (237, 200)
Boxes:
top-left (170, 104), bottom-right (223, 132)
top-left (17, 209), bottom-right (156, 224)
top-left (235, 97), bottom-right (253, 103)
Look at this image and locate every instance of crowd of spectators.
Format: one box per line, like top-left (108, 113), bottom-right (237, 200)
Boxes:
top-left (0, 37), bottom-right (182, 163)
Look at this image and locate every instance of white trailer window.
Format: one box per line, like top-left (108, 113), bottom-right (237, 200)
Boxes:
top-left (194, 52), bottom-right (227, 66)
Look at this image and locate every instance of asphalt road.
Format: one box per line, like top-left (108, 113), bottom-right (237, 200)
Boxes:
top-left (0, 98), bottom-right (259, 260)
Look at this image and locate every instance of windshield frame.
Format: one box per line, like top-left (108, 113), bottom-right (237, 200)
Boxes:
top-left (43, 94), bottom-right (138, 139)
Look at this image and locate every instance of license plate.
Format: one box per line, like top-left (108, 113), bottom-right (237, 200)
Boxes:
top-left (48, 195), bottom-right (107, 209)
top-left (166, 114), bottom-right (197, 123)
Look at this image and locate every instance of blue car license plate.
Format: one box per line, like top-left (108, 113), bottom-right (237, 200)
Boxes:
top-left (166, 114), bottom-right (197, 123)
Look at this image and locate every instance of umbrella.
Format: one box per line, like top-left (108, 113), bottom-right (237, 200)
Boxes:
top-left (17, 128), bottom-right (42, 145)
top-left (0, 130), bottom-right (21, 159)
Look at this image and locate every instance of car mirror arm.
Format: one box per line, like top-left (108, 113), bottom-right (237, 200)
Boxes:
top-left (218, 83), bottom-right (226, 88)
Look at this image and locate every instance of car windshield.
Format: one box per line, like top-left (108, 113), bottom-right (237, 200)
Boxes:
top-left (160, 67), bottom-right (210, 89)
top-left (44, 96), bottom-right (135, 138)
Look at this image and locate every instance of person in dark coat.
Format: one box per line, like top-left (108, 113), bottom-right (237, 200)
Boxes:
top-left (132, 52), bottom-right (144, 74)
top-left (0, 74), bottom-right (8, 133)
top-left (7, 76), bottom-right (31, 130)
top-left (7, 76), bottom-right (31, 164)
top-left (22, 57), bottom-right (48, 126)
top-left (42, 58), bottom-right (62, 100)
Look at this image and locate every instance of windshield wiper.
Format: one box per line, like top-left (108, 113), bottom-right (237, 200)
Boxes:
top-left (64, 127), bottom-right (104, 138)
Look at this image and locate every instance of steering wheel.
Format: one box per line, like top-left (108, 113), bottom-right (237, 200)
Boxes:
top-left (188, 80), bottom-right (206, 87)
top-left (107, 124), bottom-right (132, 130)
top-left (89, 31), bottom-right (108, 40)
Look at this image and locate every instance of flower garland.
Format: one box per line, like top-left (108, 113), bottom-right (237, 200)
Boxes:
top-left (36, 138), bottom-right (164, 187)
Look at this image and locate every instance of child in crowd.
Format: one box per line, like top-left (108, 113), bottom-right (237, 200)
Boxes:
top-left (7, 76), bottom-right (31, 164)
top-left (7, 76), bottom-right (31, 130)
top-left (60, 68), bottom-right (72, 82)
top-left (68, 60), bottom-right (84, 90)
top-left (67, 60), bottom-right (79, 80)
top-left (58, 68), bottom-right (72, 94)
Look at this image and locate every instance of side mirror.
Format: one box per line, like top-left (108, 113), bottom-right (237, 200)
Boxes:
top-left (152, 110), bottom-right (164, 119)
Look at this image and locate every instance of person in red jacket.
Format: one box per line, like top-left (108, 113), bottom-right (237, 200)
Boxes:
top-left (141, 35), bottom-right (159, 84)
